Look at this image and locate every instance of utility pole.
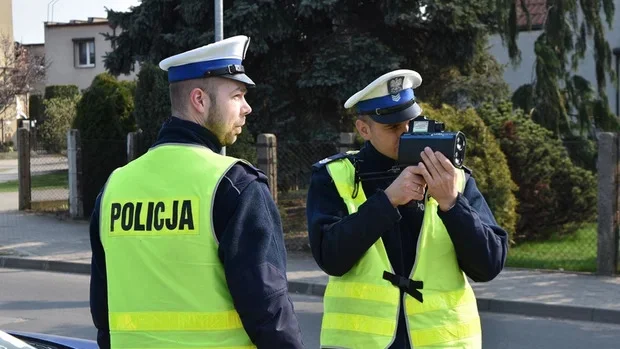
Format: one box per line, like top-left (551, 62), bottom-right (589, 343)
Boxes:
top-left (613, 47), bottom-right (620, 117)
top-left (214, 0), bottom-right (223, 42)
top-left (214, 0), bottom-right (226, 155)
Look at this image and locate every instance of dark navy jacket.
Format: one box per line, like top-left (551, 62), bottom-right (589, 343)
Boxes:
top-left (89, 116), bottom-right (305, 349)
top-left (306, 141), bottom-right (508, 349)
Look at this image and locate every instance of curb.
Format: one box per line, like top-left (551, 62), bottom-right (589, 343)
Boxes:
top-left (475, 298), bottom-right (620, 325)
top-left (0, 256), bottom-right (90, 275)
top-left (3, 257), bottom-right (620, 325)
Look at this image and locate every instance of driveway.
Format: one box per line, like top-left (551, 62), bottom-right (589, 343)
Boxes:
top-left (0, 192), bottom-right (17, 211)
top-left (0, 156), bottom-right (68, 183)
top-left (0, 190), bottom-right (69, 212)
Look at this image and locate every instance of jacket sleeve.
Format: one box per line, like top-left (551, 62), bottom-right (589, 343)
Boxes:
top-left (438, 176), bottom-right (509, 282)
top-left (214, 165), bottom-right (304, 349)
top-left (305, 166), bottom-right (402, 276)
top-left (88, 192), bottom-right (110, 349)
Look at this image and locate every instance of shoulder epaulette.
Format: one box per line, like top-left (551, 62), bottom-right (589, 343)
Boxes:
top-left (312, 152), bottom-right (349, 171)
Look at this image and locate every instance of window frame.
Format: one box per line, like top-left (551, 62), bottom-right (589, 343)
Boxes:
top-left (73, 38), bottom-right (96, 68)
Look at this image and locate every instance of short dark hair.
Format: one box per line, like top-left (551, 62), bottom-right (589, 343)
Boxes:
top-left (169, 78), bottom-right (216, 116)
top-left (357, 114), bottom-right (374, 124)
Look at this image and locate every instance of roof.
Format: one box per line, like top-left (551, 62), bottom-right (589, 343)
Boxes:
top-left (516, 0), bottom-right (547, 30)
top-left (45, 17), bottom-right (109, 28)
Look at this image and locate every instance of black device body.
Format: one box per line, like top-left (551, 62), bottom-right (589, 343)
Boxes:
top-left (357, 115), bottom-right (467, 183)
top-left (398, 116), bottom-right (466, 169)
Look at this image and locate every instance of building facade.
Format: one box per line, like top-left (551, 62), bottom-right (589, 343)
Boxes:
top-left (44, 17), bottom-right (136, 91)
top-left (0, 0), bottom-right (17, 144)
top-left (487, 0), bottom-right (620, 116)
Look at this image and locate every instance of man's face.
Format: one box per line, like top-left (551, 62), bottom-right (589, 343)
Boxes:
top-left (204, 79), bottom-right (252, 146)
top-left (356, 118), bottom-right (409, 160)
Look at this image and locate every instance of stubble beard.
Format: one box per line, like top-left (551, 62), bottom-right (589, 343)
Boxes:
top-left (206, 105), bottom-right (237, 147)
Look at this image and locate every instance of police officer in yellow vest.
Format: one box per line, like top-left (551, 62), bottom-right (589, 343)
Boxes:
top-left (89, 36), bottom-right (305, 349)
top-left (306, 70), bottom-right (509, 348)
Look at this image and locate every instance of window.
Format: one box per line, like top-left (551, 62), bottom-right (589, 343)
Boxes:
top-left (74, 39), bottom-right (95, 67)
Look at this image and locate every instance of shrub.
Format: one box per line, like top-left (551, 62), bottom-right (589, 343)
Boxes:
top-left (477, 101), bottom-right (597, 241)
top-left (562, 135), bottom-right (597, 173)
top-left (133, 63), bottom-right (171, 155)
top-left (29, 94), bottom-right (45, 122)
top-left (44, 85), bottom-right (80, 100)
top-left (226, 129), bottom-right (257, 164)
top-left (421, 103), bottom-right (518, 238)
top-left (39, 95), bottom-right (80, 153)
top-left (73, 73), bottom-right (136, 217)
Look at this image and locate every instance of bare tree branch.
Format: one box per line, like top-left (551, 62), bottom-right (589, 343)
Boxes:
top-left (0, 33), bottom-right (47, 116)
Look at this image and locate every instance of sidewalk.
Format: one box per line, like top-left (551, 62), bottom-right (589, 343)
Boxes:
top-left (1, 208), bottom-right (619, 325)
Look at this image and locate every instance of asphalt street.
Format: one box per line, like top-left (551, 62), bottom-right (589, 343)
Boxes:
top-left (1, 268), bottom-right (620, 348)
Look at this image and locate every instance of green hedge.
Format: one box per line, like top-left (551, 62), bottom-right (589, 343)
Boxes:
top-left (39, 95), bottom-right (80, 153)
top-left (477, 101), bottom-right (597, 241)
top-left (226, 130), bottom-right (257, 165)
top-left (72, 74), bottom-right (136, 217)
top-left (133, 63), bottom-right (171, 155)
top-left (421, 103), bottom-right (518, 238)
top-left (28, 94), bottom-right (45, 122)
top-left (44, 85), bottom-right (80, 100)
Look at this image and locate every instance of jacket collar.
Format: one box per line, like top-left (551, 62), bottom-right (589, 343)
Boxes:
top-left (152, 116), bottom-right (222, 153)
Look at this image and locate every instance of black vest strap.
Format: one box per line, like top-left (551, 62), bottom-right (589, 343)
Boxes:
top-left (383, 271), bottom-right (424, 303)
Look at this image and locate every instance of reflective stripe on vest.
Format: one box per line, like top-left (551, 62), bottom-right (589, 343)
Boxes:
top-left (404, 161), bottom-right (481, 348)
top-left (321, 157), bottom-right (481, 349)
top-left (100, 144), bottom-right (255, 349)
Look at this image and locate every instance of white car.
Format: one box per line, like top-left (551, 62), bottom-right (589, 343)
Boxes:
top-left (0, 330), bottom-right (96, 349)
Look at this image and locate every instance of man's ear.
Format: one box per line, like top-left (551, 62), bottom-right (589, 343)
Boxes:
top-left (355, 119), bottom-right (372, 141)
top-left (189, 88), bottom-right (209, 115)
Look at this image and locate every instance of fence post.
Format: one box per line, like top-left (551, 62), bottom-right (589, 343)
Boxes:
top-left (17, 128), bottom-right (31, 210)
top-left (127, 131), bottom-right (141, 162)
top-left (67, 129), bottom-right (83, 219)
top-left (339, 132), bottom-right (356, 153)
top-left (617, 133), bottom-right (620, 273)
top-left (257, 134), bottom-right (277, 203)
top-left (597, 132), bottom-right (618, 275)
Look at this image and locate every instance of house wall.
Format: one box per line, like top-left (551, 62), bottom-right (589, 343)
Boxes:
top-left (0, 0), bottom-right (16, 142)
top-left (487, 2), bottom-right (620, 115)
top-left (0, 0), bottom-right (13, 45)
top-left (23, 44), bottom-right (46, 96)
top-left (45, 22), bottom-right (136, 91)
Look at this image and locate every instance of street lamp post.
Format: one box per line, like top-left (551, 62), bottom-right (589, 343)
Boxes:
top-left (214, 0), bottom-right (225, 155)
top-left (214, 0), bottom-right (223, 42)
top-left (613, 47), bottom-right (620, 117)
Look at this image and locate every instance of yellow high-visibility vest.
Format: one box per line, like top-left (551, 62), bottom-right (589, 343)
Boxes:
top-left (100, 144), bottom-right (256, 349)
top-left (320, 157), bottom-right (481, 349)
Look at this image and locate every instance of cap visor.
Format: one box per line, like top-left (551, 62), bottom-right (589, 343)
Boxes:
top-left (370, 102), bottom-right (422, 124)
top-left (221, 73), bottom-right (256, 87)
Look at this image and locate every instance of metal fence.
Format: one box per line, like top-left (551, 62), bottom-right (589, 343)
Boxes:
top-left (28, 128), bottom-right (69, 211)
top-left (273, 137), bottom-right (602, 273)
top-left (504, 137), bottom-right (599, 272)
top-left (275, 140), bottom-right (339, 252)
top-left (277, 140), bottom-right (338, 193)
top-left (11, 128), bottom-right (607, 273)
top-left (506, 230), bottom-right (598, 272)
top-left (79, 138), bottom-right (128, 217)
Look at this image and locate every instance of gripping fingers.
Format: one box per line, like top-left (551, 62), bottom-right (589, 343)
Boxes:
top-left (406, 183), bottom-right (425, 201)
top-left (420, 150), bottom-right (439, 180)
top-left (426, 148), bottom-right (445, 176)
top-left (417, 161), bottom-right (433, 184)
top-left (435, 151), bottom-right (455, 173)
